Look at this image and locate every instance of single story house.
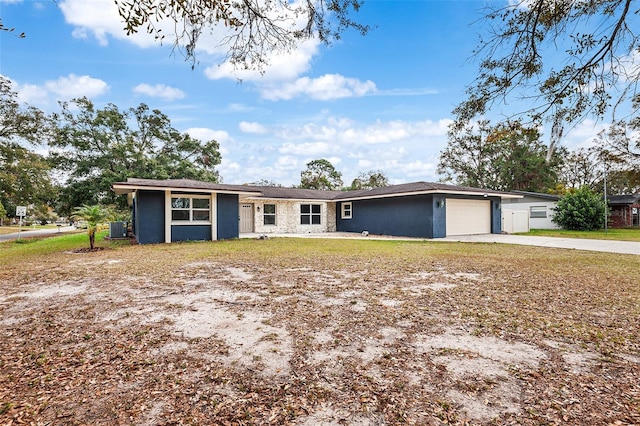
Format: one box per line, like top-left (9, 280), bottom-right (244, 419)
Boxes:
top-left (501, 191), bottom-right (561, 230)
top-left (607, 194), bottom-right (640, 228)
top-left (112, 178), bottom-right (522, 244)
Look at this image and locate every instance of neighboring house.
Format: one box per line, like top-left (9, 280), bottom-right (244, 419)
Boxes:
top-left (501, 191), bottom-right (561, 230)
top-left (607, 194), bottom-right (640, 228)
top-left (112, 178), bottom-right (521, 244)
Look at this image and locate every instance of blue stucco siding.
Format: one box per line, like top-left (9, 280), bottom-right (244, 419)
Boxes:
top-left (171, 225), bottom-right (212, 242)
top-left (217, 193), bottom-right (239, 240)
top-left (135, 190), bottom-right (165, 244)
top-left (337, 195), bottom-right (436, 238)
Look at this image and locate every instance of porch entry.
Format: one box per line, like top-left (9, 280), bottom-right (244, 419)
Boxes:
top-left (239, 203), bottom-right (254, 233)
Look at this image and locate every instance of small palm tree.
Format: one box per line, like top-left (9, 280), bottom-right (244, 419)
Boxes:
top-left (73, 205), bottom-right (108, 250)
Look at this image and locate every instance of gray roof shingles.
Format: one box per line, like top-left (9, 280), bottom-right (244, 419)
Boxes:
top-left (115, 178), bottom-right (516, 200)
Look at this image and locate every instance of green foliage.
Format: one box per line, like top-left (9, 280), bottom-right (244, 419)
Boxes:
top-left (0, 76), bottom-right (54, 213)
top-left (114, 0), bottom-right (369, 70)
top-left (51, 98), bottom-right (221, 215)
top-left (299, 159), bottom-right (343, 190)
top-left (349, 170), bottom-right (389, 190)
top-left (72, 204), bottom-right (109, 249)
top-left (454, 0), bottom-right (639, 131)
top-left (552, 187), bottom-right (607, 231)
top-left (438, 120), bottom-right (562, 192)
top-left (0, 201), bottom-right (6, 225)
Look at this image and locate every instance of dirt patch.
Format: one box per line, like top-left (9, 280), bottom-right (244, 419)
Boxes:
top-left (1, 240), bottom-right (639, 425)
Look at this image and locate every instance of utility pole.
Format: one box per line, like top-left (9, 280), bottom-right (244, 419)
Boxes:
top-left (603, 158), bottom-right (608, 234)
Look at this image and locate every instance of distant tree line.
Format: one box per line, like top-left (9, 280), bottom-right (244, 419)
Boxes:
top-left (2, 73), bottom-right (639, 230)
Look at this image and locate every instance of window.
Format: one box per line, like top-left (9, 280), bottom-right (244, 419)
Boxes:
top-left (341, 202), bottom-right (352, 219)
top-left (530, 206), bottom-right (547, 218)
top-left (300, 204), bottom-right (321, 225)
top-left (171, 196), bottom-right (210, 222)
top-left (263, 204), bottom-right (276, 225)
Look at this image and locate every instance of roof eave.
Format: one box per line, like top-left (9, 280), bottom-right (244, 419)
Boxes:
top-left (112, 183), bottom-right (262, 197)
top-left (336, 190), bottom-right (522, 202)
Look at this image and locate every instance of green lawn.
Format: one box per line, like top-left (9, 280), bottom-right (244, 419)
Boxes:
top-left (519, 228), bottom-right (640, 241)
top-left (1, 233), bottom-right (639, 425)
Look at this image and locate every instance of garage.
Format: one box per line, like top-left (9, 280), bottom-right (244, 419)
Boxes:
top-left (445, 198), bottom-right (491, 236)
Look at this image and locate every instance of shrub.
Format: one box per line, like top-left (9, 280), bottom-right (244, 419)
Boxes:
top-left (552, 186), bottom-right (607, 231)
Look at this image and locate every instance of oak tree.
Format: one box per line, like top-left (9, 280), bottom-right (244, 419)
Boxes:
top-left (299, 158), bottom-right (343, 190)
top-left (0, 76), bottom-right (54, 216)
top-left (455, 0), bottom-right (640, 146)
top-left (50, 98), bottom-right (221, 214)
top-left (349, 170), bottom-right (388, 190)
top-left (438, 120), bottom-right (562, 192)
top-left (115, 0), bottom-right (370, 69)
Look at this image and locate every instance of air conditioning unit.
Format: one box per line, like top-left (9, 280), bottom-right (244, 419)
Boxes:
top-left (109, 221), bottom-right (127, 238)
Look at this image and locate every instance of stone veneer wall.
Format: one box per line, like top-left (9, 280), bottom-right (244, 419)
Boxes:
top-left (247, 199), bottom-right (336, 234)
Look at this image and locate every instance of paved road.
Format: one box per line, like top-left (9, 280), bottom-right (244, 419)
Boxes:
top-left (440, 234), bottom-right (640, 255)
top-left (0, 226), bottom-right (77, 242)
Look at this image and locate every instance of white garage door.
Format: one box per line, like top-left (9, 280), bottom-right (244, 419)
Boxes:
top-left (446, 199), bottom-right (491, 236)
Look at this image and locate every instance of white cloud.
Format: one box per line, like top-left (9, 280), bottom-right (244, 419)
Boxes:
top-left (275, 117), bottom-right (451, 146)
top-left (560, 120), bottom-right (609, 150)
top-left (239, 121), bottom-right (268, 134)
top-left (133, 83), bottom-right (185, 101)
top-left (279, 142), bottom-right (336, 156)
top-left (16, 83), bottom-right (48, 105)
top-left (261, 74), bottom-right (376, 101)
top-left (58, 0), bottom-right (159, 48)
top-left (204, 38), bottom-right (320, 82)
top-left (44, 74), bottom-right (109, 99)
top-left (185, 127), bottom-right (233, 145)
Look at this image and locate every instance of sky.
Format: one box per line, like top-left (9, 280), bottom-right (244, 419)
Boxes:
top-left (0, 0), bottom-right (607, 187)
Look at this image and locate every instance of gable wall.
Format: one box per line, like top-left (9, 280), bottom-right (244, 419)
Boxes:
top-left (336, 194), bottom-right (437, 238)
top-left (502, 198), bottom-right (559, 229)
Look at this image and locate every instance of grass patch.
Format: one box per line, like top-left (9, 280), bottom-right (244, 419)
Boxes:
top-left (0, 230), bottom-right (125, 266)
top-left (518, 227), bottom-right (640, 241)
top-left (1, 236), bottom-right (639, 425)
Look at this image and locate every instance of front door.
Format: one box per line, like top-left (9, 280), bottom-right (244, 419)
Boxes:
top-left (239, 204), bottom-right (254, 233)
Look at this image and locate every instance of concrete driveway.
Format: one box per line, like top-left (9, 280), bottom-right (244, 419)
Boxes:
top-left (241, 232), bottom-right (639, 255)
top-left (0, 226), bottom-right (77, 242)
top-left (441, 234), bottom-right (640, 255)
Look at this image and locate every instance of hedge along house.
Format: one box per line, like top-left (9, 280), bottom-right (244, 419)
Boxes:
top-left (112, 178), bottom-right (262, 244)
top-left (113, 178), bottom-right (521, 244)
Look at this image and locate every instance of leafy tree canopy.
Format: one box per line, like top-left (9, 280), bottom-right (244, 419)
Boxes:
top-left (0, 76), bottom-right (50, 147)
top-left (299, 159), bottom-right (343, 190)
top-left (349, 170), bottom-right (389, 190)
top-left (0, 76), bottom-right (54, 215)
top-left (438, 120), bottom-right (563, 192)
top-left (115, 0), bottom-right (370, 70)
top-left (50, 98), bottom-right (221, 214)
top-left (552, 186), bottom-right (607, 231)
top-left (454, 0), bottom-right (640, 134)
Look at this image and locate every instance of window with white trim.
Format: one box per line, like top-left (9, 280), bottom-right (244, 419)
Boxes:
top-left (171, 196), bottom-right (211, 222)
top-left (341, 202), bottom-right (352, 219)
top-left (530, 205), bottom-right (547, 218)
top-left (263, 204), bottom-right (276, 225)
top-left (300, 204), bottom-right (321, 225)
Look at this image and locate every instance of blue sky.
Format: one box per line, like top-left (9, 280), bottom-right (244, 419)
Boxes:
top-left (1, 0), bottom-right (605, 187)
